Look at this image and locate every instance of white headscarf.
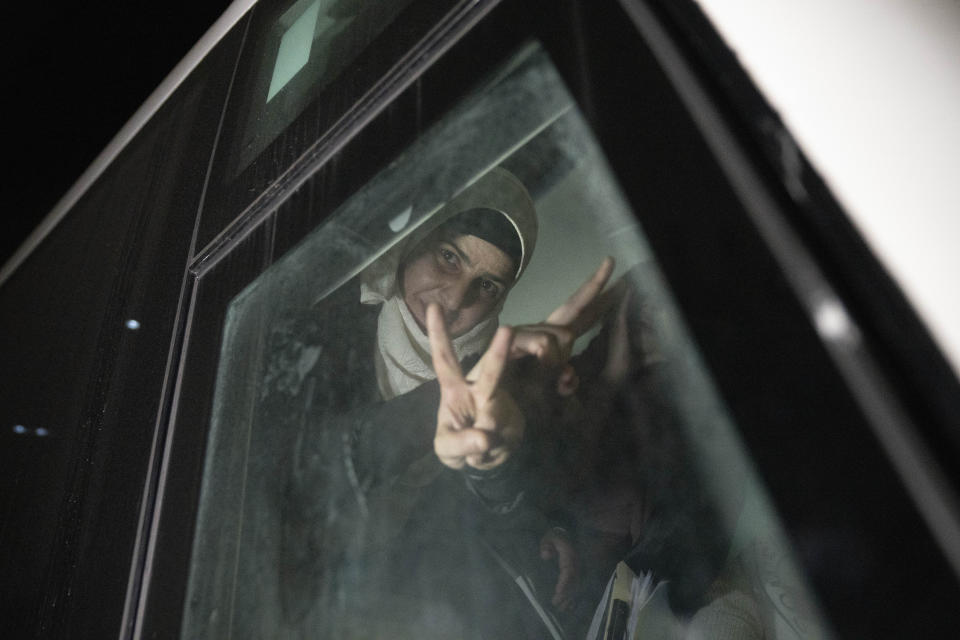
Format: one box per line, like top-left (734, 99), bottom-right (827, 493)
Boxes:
top-left (360, 168), bottom-right (538, 400)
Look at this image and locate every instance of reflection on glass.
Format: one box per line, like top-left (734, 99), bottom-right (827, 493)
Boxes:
top-left (185, 44), bottom-right (829, 639)
top-left (267, 0), bottom-right (323, 102)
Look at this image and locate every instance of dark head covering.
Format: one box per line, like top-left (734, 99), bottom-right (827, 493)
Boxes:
top-left (357, 167), bottom-right (538, 399)
top-left (440, 207), bottom-right (523, 268)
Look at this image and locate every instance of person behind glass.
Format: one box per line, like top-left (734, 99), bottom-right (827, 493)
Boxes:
top-left (277, 167), bottom-right (614, 637)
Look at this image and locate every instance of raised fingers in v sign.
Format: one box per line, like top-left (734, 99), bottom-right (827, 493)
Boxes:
top-left (546, 256), bottom-right (615, 334)
top-left (510, 256), bottom-right (617, 366)
top-left (427, 303), bottom-right (523, 470)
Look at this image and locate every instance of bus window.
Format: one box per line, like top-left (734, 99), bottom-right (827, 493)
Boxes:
top-left (182, 43), bottom-right (828, 639)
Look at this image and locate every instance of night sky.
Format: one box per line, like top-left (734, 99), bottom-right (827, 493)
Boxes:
top-left (5, 2), bottom-right (232, 267)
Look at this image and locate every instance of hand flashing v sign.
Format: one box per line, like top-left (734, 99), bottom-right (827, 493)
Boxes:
top-left (510, 256), bottom-right (616, 367)
top-left (428, 257), bottom-right (617, 470)
top-left (428, 304), bottom-right (523, 470)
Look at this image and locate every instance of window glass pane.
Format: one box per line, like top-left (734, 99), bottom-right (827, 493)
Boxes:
top-left (234, 0), bottom-right (415, 175)
top-left (184, 43), bottom-right (830, 639)
top-left (267, 0), bottom-right (322, 101)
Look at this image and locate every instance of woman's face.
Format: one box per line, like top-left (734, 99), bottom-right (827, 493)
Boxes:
top-left (400, 229), bottom-right (516, 338)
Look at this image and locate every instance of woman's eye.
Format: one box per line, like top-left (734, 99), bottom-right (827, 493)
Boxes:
top-left (479, 280), bottom-right (499, 298)
top-left (439, 248), bottom-right (457, 265)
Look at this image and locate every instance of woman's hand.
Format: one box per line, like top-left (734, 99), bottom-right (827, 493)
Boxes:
top-left (428, 303), bottom-right (525, 470)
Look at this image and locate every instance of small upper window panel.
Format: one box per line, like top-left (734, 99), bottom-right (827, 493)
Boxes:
top-left (266, 0), bottom-right (322, 101)
top-left (237, 0), bottom-right (415, 173)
